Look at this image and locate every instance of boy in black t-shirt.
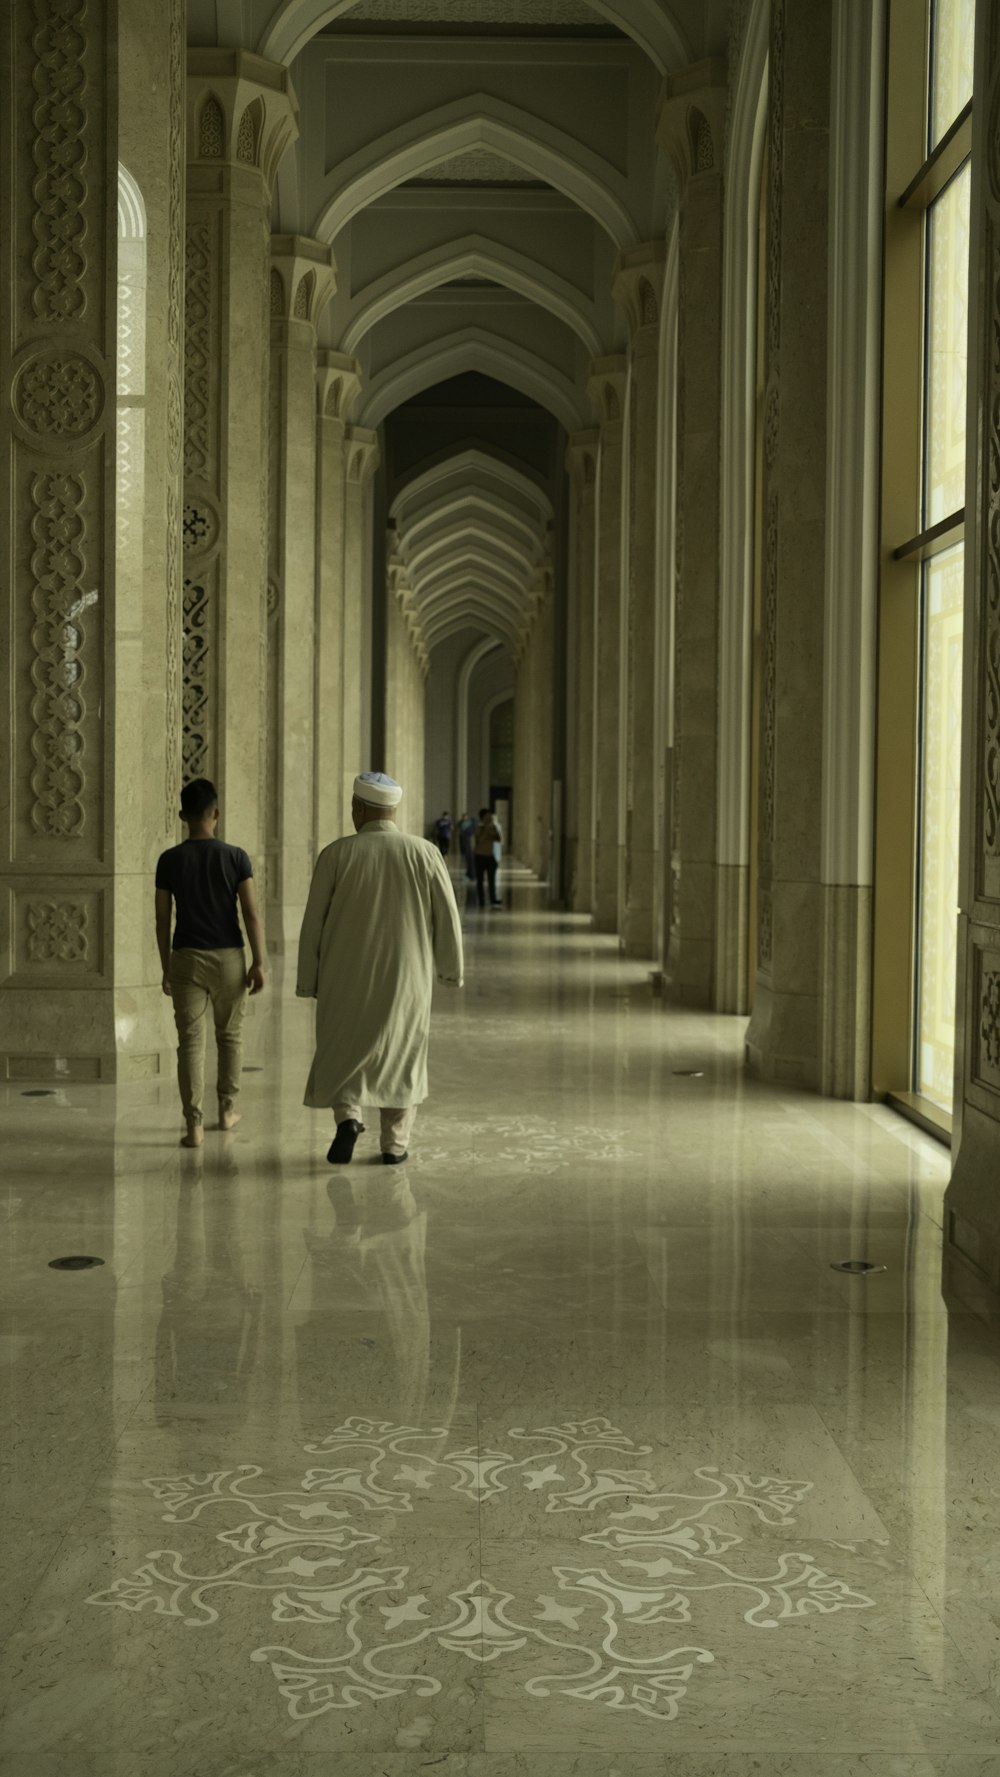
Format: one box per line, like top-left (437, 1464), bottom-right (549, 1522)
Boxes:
top-left (155, 778), bottom-right (266, 1148)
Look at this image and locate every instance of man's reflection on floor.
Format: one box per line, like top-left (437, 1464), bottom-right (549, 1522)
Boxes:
top-left (156, 1153), bottom-right (262, 1424)
top-left (298, 1173), bottom-right (460, 1428)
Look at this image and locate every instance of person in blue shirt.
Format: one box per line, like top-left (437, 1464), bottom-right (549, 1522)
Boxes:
top-left (154, 778), bottom-right (266, 1148)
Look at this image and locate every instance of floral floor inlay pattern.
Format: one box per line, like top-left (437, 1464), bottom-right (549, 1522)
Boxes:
top-left (87, 1417), bottom-right (877, 1725)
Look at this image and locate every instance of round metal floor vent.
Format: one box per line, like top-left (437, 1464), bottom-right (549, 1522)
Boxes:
top-left (22, 1088), bottom-right (56, 1097)
top-left (48, 1255), bottom-right (105, 1271)
top-left (830, 1259), bottom-right (887, 1275)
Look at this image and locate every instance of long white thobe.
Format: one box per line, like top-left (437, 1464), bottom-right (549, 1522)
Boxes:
top-left (296, 820), bottom-right (464, 1109)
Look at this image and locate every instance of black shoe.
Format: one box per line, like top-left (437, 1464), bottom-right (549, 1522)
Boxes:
top-left (327, 1119), bottom-right (363, 1164)
top-left (382, 1150), bottom-right (408, 1165)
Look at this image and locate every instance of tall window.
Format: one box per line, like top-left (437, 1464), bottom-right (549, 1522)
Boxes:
top-left (873, 0), bottom-right (975, 1130)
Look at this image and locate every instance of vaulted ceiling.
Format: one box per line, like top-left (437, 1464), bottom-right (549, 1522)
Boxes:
top-left (187, 0), bottom-right (729, 653)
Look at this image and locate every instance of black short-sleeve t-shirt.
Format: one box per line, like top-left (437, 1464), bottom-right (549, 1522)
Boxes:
top-left (155, 838), bottom-right (252, 951)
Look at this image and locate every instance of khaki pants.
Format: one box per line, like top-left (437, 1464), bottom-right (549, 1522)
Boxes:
top-left (334, 1102), bottom-right (416, 1158)
top-left (170, 947), bottom-right (248, 1125)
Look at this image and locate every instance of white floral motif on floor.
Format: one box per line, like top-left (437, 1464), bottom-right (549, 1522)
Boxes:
top-left (86, 1417), bottom-right (876, 1725)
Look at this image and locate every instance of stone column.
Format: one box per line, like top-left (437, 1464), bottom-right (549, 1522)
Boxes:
top-left (0, 0), bottom-right (185, 1080)
top-left (744, 0), bottom-right (832, 1089)
top-left (566, 431), bottom-right (599, 914)
top-left (385, 549), bottom-right (429, 833)
top-left (944, 3), bottom-right (1000, 1312)
top-left (182, 52), bottom-right (297, 886)
top-left (531, 567), bottom-right (555, 883)
top-left (342, 427), bottom-right (380, 802)
top-left (658, 65), bottom-right (727, 1003)
top-left (587, 358), bottom-right (628, 932)
top-left (614, 244), bottom-right (667, 958)
top-left (513, 574), bottom-right (545, 873)
top-left (315, 351), bottom-right (363, 846)
top-left (266, 236), bottom-right (336, 947)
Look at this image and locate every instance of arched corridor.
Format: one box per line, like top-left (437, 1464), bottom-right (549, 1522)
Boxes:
top-left (3, 0), bottom-right (1000, 1759)
top-left (3, 882), bottom-right (1000, 1765)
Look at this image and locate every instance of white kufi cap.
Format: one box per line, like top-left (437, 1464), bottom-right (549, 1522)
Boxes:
top-left (353, 771), bottom-right (403, 808)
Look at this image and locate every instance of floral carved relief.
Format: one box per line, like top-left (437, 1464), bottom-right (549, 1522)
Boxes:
top-left (29, 0), bottom-right (89, 324)
top-left (182, 574), bottom-right (213, 781)
top-left (293, 273), bottom-right (311, 319)
top-left (236, 101), bottom-right (260, 166)
top-left (183, 224), bottom-right (212, 480)
top-left (182, 501), bottom-right (218, 555)
top-left (29, 472), bottom-right (89, 837)
top-left (15, 352), bottom-right (102, 439)
top-left (87, 1417), bottom-right (876, 1729)
top-left (980, 968), bottom-right (1000, 1077)
top-left (199, 95), bottom-right (224, 159)
top-left (24, 898), bottom-right (88, 964)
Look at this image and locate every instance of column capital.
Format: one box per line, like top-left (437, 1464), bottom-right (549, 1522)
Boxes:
top-left (565, 428), bottom-right (599, 489)
top-left (656, 55), bottom-right (727, 188)
top-left (316, 350), bottom-right (364, 423)
top-left (587, 355), bottom-right (628, 428)
top-left (187, 50), bottom-right (298, 192)
top-left (612, 242), bottom-right (667, 340)
top-left (344, 425), bottom-right (380, 488)
top-left (270, 236), bottom-right (337, 330)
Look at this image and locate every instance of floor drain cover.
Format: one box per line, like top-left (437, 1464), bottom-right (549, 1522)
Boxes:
top-left (22, 1088), bottom-right (56, 1097)
top-left (48, 1255), bottom-right (105, 1271)
top-left (830, 1260), bottom-right (887, 1275)
top-left (673, 1069), bottom-right (704, 1077)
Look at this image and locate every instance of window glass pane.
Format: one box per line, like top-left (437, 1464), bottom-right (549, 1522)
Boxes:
top-left (929, 0), bottom-right (975, 149)
top-left (916, 543), bottom-right (964, 1110)
top-left (924, 162), bottom-right (970, 526)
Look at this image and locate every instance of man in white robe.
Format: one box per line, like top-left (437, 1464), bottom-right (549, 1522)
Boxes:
top-left (296, 772), bottom-right (464, 1164)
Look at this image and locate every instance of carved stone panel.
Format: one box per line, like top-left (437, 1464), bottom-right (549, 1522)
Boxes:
top-left (975, 951), bottom-right (1000, 1091)
top-left (182, 568), bottom-right (217, 781)
top-left (164, 0), bottom-right (185, 827)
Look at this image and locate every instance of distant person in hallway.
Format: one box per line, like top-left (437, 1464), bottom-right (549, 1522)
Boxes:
top-left (474, 806), bottom-right (503, 908)
top-left (433, 810), bottom-right (453, 856)
top-left (458, 811), bottom-right (476, 881)
top-left (155, 778), bottom-right (266, 1149)
top-left (297, 771), bottom-right (464, 1166)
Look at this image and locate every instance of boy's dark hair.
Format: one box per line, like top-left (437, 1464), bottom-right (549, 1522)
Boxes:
top-left (479, 807), bottom-right (490, 818)
top-left (180, 778), bottom-right (218, 821)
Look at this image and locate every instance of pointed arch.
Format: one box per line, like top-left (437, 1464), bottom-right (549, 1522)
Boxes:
top-left (359, 326), bottom-right (586, 433)
top-left (343, 235), bottom-right (602, 357)
top-left (258, 0), bottom-right (690, 73)
top-left (313, 96), bottom-right (638, 249)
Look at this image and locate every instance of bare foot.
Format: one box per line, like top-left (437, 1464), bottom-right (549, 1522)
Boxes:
top-left (181, 1123), bottom-right (204, 1148)
top-left (219, 1107), bottom-right (241, 1132)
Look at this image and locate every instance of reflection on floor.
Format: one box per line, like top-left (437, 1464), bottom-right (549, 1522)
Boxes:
top-left (2, 863), bottom-right (1000, 1776)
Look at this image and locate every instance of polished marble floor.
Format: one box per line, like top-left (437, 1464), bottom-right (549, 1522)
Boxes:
top-left (2, 864), bottom-right (1000, 1777)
